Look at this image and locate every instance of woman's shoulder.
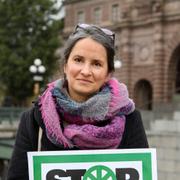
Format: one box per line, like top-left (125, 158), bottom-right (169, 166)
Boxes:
top-left (125, 109), bottom-right (145, 134)
top-left (19, 107), bottom-right (34, 124)
top-left (23, 100), bottom-right (42, 119)
top-left (16, 105), bottom-right (39, 144)
top-left (120, 109), bottom-right (149, 148)
top-left (126, 109), bottom-right (141, 122)
top-left (19, 104), bottom-right (40, 129)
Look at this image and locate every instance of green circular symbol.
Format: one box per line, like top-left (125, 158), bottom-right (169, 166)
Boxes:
top-left (83, 165), bottom-right (117, 180)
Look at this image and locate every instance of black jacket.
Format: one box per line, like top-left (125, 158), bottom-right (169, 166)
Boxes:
top-left (7, 103), bottom-right (148, 180)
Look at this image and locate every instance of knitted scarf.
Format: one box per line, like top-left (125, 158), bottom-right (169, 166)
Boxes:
top-left (39, 78), bottom-right (135, 149)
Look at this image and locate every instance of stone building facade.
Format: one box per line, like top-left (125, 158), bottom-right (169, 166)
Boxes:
top-left (63, 0), bottom-right (180, 111)
top-left (63, 1), bottom-right (180, 179)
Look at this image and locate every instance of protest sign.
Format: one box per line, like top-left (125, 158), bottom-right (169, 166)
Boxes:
top-left (28, 148), bottom-right (157, 180)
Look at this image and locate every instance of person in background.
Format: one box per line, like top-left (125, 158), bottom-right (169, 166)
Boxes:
top-left (7, 23), bottom-right (148, 179)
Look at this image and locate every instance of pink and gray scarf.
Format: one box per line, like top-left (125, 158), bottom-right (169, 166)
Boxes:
top-left (39, 78), bottom-right (135, 149)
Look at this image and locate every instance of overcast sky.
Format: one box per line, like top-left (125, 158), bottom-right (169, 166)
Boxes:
top-left (55, 0), bottom-right (63, 8)
top-left (51, 0), bottom-right (64, 20)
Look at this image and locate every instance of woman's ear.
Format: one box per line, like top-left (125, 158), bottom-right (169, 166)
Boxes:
top-left (63, 64), bottom-right (67, 74)
top-left (105, 73), bottom-right (112, 82)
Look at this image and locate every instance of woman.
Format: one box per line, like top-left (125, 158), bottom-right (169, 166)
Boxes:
top-left (7, 23), bottom-right (148, 179)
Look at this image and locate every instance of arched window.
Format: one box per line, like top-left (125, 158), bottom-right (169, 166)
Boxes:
top-left (134, 80), bottom-right (153, 110)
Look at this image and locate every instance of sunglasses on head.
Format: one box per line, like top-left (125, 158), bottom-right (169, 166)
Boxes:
top-left (74, 23), bottom-right (115, 42)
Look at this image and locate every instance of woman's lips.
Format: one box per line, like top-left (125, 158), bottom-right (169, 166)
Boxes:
top-left (77, 79), bottom-right (93, 83)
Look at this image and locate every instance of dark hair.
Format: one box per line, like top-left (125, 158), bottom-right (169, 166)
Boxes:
top-left (63, 24), bottom-right (115, 73)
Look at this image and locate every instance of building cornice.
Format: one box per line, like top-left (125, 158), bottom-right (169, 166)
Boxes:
top-left (63, 0), bottom-right (89, 5)
top-left (110, 12), bottom-right (180, 31)
top-left (63, 12), bottom-right (180, 35)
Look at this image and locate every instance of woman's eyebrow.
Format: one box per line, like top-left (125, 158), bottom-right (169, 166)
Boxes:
top-left (92, 58), bottom-right (105, 63)
top-left (72, 54), bottom-right (84, 58)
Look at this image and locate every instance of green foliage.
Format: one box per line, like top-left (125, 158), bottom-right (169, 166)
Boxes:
top-left (0, 0), bottom-right (63, 105)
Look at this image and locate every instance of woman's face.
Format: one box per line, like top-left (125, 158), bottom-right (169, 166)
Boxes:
top-left (64, 37), bottom-right (110, 102)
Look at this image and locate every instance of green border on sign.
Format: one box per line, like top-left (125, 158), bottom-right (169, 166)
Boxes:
top-left (33, 152), bottom-right (152, 180)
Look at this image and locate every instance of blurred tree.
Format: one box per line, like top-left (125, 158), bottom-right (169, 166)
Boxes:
top-left (0, 0), bottom-right (63, 106)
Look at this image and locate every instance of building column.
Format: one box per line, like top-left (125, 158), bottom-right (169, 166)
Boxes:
top-left (153, 23), bottom-right (165, 107)
top-left (119, 27), bottom-right (133, 96)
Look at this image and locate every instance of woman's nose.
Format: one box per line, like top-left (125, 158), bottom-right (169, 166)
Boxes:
top-left (80, 64), bottom-right (91, 76)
